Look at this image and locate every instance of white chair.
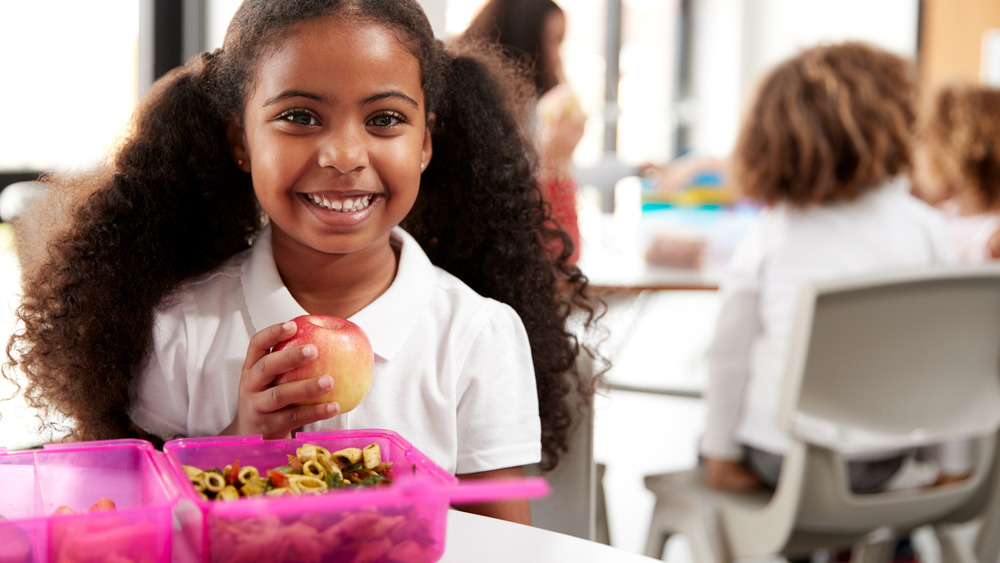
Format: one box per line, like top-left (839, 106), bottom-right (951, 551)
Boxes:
top-left (526, 349), bottom-right (608, 542)
top-left (642, 265), bottom-right (1000, 562)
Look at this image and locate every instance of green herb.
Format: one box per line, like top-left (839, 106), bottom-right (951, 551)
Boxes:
top-left (354, 474), bottom-right (390, 487)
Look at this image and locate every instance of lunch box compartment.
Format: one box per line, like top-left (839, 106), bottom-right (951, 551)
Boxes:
top-left (0, 439), bottom-right (179, 563)
top-left (164, 430), bottom-right (460, 563)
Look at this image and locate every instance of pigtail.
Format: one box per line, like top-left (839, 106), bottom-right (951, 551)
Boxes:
top-left (405, 42), bottom-right (602, 470)
top-left (7, 51), bottom-right (261, 442)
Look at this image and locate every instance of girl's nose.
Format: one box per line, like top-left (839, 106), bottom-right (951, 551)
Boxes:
top-left (317, 126), bottom-right (368, 173)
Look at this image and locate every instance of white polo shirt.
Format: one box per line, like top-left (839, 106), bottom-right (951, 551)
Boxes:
top-left (130, 226), bottom-right (542, 475)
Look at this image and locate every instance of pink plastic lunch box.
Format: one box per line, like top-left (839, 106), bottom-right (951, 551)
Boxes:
top-left (0, 439), bottom-right (181, 563)
top-left (162, 429), bottom-right (548, 563)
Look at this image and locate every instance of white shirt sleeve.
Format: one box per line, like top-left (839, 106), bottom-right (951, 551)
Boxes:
top-left (454, 302), bottom-right (542, 474)
top-left (129, 299), bottom-right (192, 440)
top-left (700, 223), bottom-right (765, 460)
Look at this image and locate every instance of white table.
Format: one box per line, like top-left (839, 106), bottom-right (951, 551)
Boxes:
top-left (574, 209), bottom-right (756, 398)
top-left (577, 230), bottom-right (722, 293)
top-left (440, 510), bottom-right (662, 562)
top-left (584, 262), bottom-right (722, 292)
top-left (577, 207), bottom-right (757, 292)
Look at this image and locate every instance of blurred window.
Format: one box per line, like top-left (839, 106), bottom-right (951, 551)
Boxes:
top-left (0, 1), bottom-right (673, 177)
top-left (446, 0), bottom-right (678, 168)
top-left (0, 2), bottom-right (140, 174)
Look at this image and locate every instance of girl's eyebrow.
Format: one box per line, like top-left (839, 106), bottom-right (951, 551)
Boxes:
top-left (363, 91), bottom-right (419, 108)
top-left (263, 90), bottom-right (326, 107)
top-left (263, 90), bottom-right (418, 108)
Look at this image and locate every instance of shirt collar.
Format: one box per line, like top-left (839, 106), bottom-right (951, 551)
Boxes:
top-left (241, 225), bottom-right (433, 362)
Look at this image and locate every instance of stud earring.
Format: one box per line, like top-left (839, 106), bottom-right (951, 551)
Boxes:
top-left (237, 158), bottom-right (244, 166)
top-left (420, 162), bottom-right (425, 170)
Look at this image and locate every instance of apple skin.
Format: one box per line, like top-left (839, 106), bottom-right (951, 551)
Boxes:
top-left (272, 314), bottom-right (374, 412)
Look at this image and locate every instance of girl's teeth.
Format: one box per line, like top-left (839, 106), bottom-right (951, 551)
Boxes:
top-left (307, 194), bottom-right (373, 212)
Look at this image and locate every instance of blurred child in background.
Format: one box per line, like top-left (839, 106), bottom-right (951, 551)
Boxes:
top-left (699, 41), bottom-right (961, 494)
top-left (914, 83), bottom-right (1000, 263)
top-left (460, 0), bottom-right (585, 263)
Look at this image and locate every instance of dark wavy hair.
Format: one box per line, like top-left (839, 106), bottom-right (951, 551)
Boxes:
top-left (732, 41), bottom-right (916, 207)
top-left (5, 0), bottom-right (603, 470)
top-left (460, 0), bottom-right (563, 96)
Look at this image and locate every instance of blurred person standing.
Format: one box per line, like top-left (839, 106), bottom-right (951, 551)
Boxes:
top-left (460, 0), bottom-right (586, 263)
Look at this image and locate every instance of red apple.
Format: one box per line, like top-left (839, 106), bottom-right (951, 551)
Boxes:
top-left (272, 314), bottom-right (374, 412)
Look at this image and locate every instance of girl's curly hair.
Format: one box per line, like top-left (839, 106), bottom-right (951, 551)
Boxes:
top-left (915, 82), bottom-right (1000, 211)
top-left (5, 0), bottom-right (603, 470)
top-left (732, 41), bottom-right (916, 208)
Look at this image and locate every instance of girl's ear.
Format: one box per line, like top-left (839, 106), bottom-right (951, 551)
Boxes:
top-left (227, 119), bottom-right (251, 173)
top-left (420, 113), bottom-right (434, 172)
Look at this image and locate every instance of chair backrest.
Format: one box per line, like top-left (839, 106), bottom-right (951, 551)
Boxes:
top-left (769, 265), bottom-right (1000, 534)
top-left (779, 264), bottom-right (1000, 454)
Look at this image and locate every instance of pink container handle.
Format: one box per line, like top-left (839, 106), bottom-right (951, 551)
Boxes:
top-left (440, 476), bottom-right (551, 505)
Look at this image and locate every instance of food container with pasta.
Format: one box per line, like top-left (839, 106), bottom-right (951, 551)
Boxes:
top-left (162, 429), bottom-right (548, 563)
top-left (0, 439), bottom-right (185, 563)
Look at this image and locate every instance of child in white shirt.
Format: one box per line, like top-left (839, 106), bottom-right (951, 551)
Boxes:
top-left (700, 41), bottom-right (960, 493)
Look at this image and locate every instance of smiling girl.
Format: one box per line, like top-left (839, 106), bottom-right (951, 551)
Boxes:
top-left (6, 0), bottom-right (601, 524)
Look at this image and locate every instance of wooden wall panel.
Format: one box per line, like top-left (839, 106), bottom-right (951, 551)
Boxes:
top-left (920, 0), bottom-right (1000, 93)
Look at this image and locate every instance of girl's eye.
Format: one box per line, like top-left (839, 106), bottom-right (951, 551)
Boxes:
top-left (368, 111), bottom-right (406, 128)
top-left (277, 109), bottom-right (319, 126)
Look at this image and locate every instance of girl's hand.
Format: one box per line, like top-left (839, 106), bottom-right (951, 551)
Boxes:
top-left (703, 457), bottom-right (765, 493)
top-left (933, 472), bottom-right (970, 487)
top-left (222, 321), bottom-right (340, 439)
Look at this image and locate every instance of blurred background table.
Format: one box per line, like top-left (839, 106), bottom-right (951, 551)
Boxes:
top-left (576, 201), bottom-right (752, 557)
top-left (576, 203), bottom-right (756, 398)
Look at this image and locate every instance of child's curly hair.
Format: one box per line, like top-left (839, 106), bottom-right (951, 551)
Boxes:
top-left (916, 82), bottom-right (1000, 211)
top-left (732, 41), bottom-right (916, 207)
top-left (5, 0), bottom-right (603, 471)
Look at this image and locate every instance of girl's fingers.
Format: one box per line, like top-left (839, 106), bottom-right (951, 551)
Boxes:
top-left (243, 321), bottom-right (297, 371)
top-left (249, 344), bottom-right (317, 390)
top-left (265, 375), bottom-right (337, 412)
top-left (236, 322), bottom-right (342, 438)
top-left (286, 402), bottom-right (340, 432)
top-left (255, 401), bottom-right (339, 440)
top-left (240, 377), bottom-right (339, 439)
top-left (257, 401), bottom-right (339, 439)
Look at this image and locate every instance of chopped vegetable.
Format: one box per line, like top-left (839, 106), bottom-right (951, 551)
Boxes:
top-left (227, 460), bottom-right (241, 485)
top-left (267, 469), bottom-right (290, 489)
